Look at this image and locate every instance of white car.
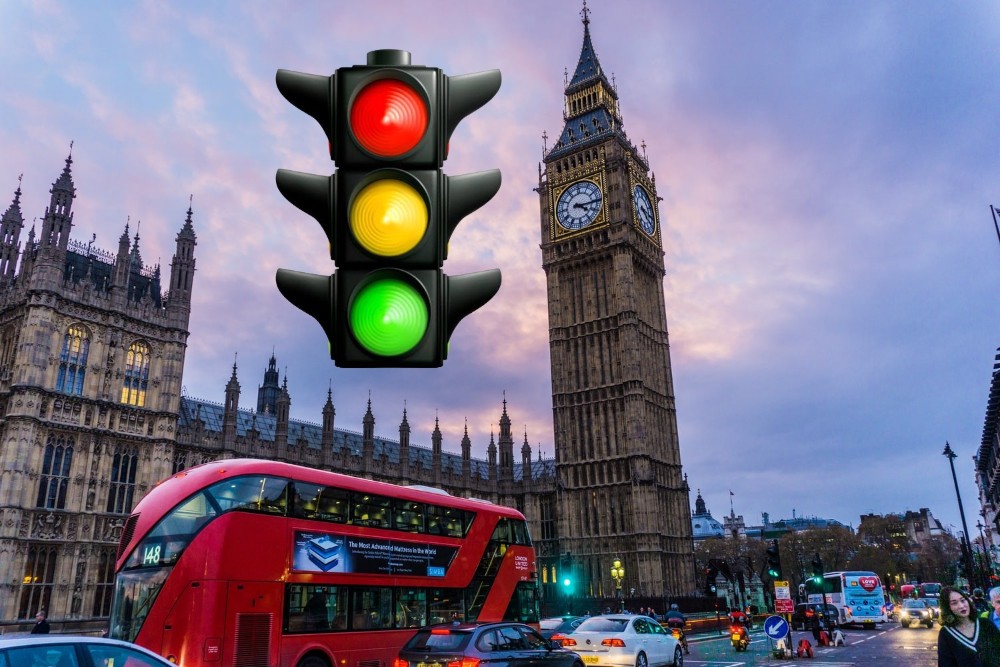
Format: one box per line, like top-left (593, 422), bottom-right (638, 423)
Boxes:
top-left (555, 614), bottom-right (683, 667)
top-left (0, 635), bottom-right (175, 666)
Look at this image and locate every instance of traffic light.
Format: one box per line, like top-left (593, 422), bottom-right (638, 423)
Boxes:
top-left (275, 49), bottom-right (503, 367)
top-left (560, 552), bottom-right (574, 593)
top-left (810, 553), bottom-right (824, 584)
top-left (766, 539), bottom-right (782, 579)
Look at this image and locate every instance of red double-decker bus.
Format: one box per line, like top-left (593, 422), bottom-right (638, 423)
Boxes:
top-left (109, 459), bottom-right (539, 667)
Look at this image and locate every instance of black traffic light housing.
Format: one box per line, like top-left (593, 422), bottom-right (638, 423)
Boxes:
top-left (275, 49), bottom-right (502, 367)
top-left (765, 539), bottom-right (782, 579)
top-left (810, 553), bottom-right (824, 584)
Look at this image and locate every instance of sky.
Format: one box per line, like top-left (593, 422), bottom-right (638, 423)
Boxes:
top-left (2, 0), bottom-right (1000, 539)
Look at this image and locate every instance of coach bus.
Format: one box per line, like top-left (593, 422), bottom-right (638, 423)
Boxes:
top-left (806, 571), bottom-right (887, 628)
top-left (109, 459), bottom-right (539, 667)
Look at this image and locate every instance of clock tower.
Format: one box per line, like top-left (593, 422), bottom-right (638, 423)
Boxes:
top-left (537, 3), bottom-right (695, 598)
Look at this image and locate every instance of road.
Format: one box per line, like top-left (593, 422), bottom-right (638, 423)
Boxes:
top-left (683, 622), bottom-right (939, 665)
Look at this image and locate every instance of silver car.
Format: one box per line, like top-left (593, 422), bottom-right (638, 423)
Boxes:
top-left (0, 635), bottom-right (175, 666)
top-left (556, 614), bottom-right (683, 667)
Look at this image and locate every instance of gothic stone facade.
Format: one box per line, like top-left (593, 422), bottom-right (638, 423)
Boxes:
top-left (0, 154), bottom-right (196, 631)
top-left (0, 157), bottom-right (558, 633)
top-left (535, 6), bottom-right (696, 599)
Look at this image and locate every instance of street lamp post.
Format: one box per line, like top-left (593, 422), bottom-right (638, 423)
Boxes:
top-left (944, 441), bottom-right (979, 590)
top-left (611, 559), bottom-right (625, 612)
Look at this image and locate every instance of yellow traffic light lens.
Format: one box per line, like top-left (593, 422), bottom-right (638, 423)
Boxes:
top-left (349, 277), bottom-right (428, 357)
top-left (350, 179), bottom-right (428, 257)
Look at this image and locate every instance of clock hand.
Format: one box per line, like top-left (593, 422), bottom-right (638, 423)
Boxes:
top-left (572, 199), bottom-right (599, 209)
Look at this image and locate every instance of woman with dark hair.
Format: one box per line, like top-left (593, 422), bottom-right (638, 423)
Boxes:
top-left (938, 586), bottom-right (1000, 666)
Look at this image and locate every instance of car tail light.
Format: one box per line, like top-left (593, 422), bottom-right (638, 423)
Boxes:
top-left (447, 659), bottom-right (480, 667)
top-left (393, 659), bottom-right (408, 667)
top-left (552, 634), bottom-right (575, 646)
top-left (601, 638), bottom-right (626, 647)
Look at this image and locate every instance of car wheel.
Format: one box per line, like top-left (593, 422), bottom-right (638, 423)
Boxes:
top-left (672, 645), bottom-right (683, 666)
top-left (635, 652), bottom-right (648, 667)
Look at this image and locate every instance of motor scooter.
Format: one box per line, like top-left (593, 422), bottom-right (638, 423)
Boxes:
top-left (666, 623), bottom-right (689, 654)
top-left (730, 623), bottom-right (750, 652)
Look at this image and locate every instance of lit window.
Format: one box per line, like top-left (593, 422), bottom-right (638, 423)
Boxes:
top-left (120, 341), bottom-right (150, 406)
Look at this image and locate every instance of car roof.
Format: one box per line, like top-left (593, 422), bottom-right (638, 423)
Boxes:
top-left (0, 636), bottom-right (170, 660)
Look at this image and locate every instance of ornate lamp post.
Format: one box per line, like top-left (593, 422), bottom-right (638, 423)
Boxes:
top-left (611, 559), bottom-right (625, 612)
top-left (943, 441), bottom-right (979, 590)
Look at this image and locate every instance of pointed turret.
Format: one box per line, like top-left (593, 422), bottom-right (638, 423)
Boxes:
top-left (168, 195), bottom-right (197, 317)
top-left (222, 357), bottom-right (240, 448)
top-left (431, 414), bottom-right (442, 485)
top-left (256, 350), bottom-right (281, 415)
top-left (545, 2), bottom-right (629, 163)
top-left (461, 419), bottom-right (471, 480)
top-left (0, 176), bottom-right (25, 282)
top-left (275, 373), bottom-right (290, 450)
top-left (321, 385), bottom-right (335, 463)
top-left (521, 428), bottom-right (532, 481)
top-left (498, 393), bottom-right (514, 482)
top-left (40, 146), bottom-right (76, 251)
top-left (399, 405), bottom-right (411, 480)
top-left (487, 429), bottom-right (497, 481)
top-left (362, 394), bottom-right (375, 473)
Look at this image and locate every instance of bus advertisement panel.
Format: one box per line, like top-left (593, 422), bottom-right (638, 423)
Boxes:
top-left (109, 459), bottom-right (539, 667)
top-left (808, 571), bottom-right (886, 627)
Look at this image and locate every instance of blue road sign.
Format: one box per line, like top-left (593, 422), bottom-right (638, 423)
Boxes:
top-left (764, 615), bottom-right (789, 640)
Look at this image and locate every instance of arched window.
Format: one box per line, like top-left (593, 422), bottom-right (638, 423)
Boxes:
top-left (56, 325), bottom-right (89, 395)
top-left (106, 447), bottom-right (139, 514)
top-left (35, 434), bottom-right (74, 509)
top-left (120, 341), bottom-right (150, 407)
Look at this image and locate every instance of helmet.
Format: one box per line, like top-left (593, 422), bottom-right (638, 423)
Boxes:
top-left (975, 588), bottom-right (985, 597)
top-left (670, 603), bottom-right (679, 611)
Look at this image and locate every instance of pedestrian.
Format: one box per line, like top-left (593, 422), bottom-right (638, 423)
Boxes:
top-left (985, 587), bottom-right (1000, 632)
top-left (30, 610), bottom-right (50, 634)
top-left (938, 585), bottom-right (1000, 666)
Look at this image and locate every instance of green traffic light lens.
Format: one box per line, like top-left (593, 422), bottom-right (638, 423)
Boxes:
top-left (349, 277), bottom-right (428, 357)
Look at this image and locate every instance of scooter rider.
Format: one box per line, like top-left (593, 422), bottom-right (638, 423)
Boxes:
top-left (664, 603), bottom-right (689, 654)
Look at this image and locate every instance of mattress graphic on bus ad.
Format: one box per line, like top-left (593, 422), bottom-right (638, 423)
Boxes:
top-left (292, 530), bottom-right (459, 576)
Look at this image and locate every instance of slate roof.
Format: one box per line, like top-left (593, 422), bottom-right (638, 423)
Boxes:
top-left (178, 396), bottom-right (555, 482)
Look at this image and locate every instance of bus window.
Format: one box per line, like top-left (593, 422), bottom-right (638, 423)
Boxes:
top-left (285, 584), bottom-right (348, 633)
top-left (396, 588), bottom-right (428, 628)
top-left (427, 506), bottom-right (471, 538)
top-left (352, 494), bottom-right (391, 529)
top-left (209, 476), bottom-right (289, 515)
top-left (393, 500), bottom-right (425, 533)
top-left (352, 587), bottom-right (394, 630)
top-left (491, 519), bottom-right (513, 544)
top-left (428, 589), bottom-right (464, 624)
top-left (510, 520), bottom-right (532, 546)
top-left (293, 482), bottom-right (349, 523)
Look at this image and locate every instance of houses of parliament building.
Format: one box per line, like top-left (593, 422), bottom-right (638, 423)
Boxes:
top-left (0, 4), bottom-right (695, 632)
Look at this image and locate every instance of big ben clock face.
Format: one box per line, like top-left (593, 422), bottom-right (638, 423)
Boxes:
top-left (633, 185), bottom-right (655, 235)
top-left (556, 180), bottom-right (603, 230)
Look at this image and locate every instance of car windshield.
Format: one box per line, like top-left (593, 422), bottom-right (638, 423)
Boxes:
top-left (540, 618), bottom-right (565, 630)
top-left (903, 600), bottom-right (927, 609)
top-left (576, 618), bottom-right (628, 633)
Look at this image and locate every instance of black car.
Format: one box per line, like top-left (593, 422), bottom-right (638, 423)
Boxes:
top-left (790, 603), bottom-right (839, 630)
top-left (540, 615), bottom-right (587, 640)
top-left (398, 622), bottom-right (584, 667)
top-left (899, 599), bottom-right (934, 628)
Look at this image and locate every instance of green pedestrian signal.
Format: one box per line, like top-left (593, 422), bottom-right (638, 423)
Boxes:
top-left (275, 49), bottom-right (502, 367)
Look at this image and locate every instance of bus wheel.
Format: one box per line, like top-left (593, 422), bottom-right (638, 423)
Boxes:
top-left (297, 654), bottom-right (330, 667)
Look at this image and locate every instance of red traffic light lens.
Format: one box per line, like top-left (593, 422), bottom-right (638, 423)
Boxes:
top-left (350, 79), bottom-right (428, 158)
